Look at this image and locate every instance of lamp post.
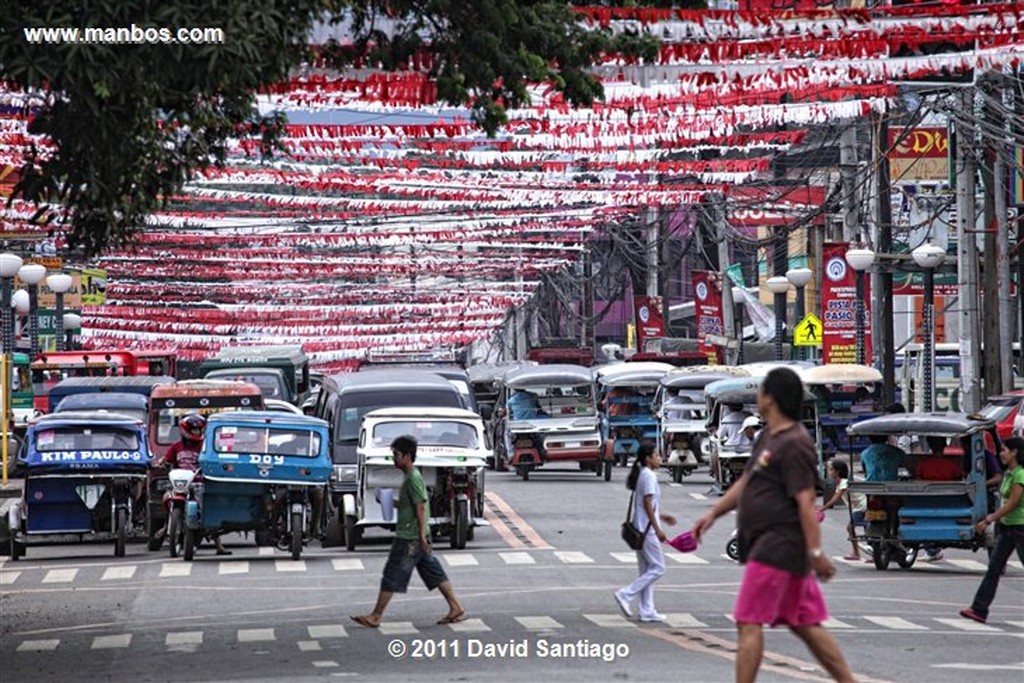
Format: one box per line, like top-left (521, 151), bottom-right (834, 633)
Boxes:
top-left (912, 243), bottom-right (946, 412)
top-left (0, 254), bottom-right (23, 355)
top-left (766, 276), bottom-right (791, 361)
top-left (786, 267), bottom-right (813, 361)
top-left (18, 263), bottom-right (46, 358)
top-left (845, 247), bottom-right (876, 366)
top-left (0, 253), bottom-right (23, 486)
top-left (12, 290), bottom-right (29, 349)
top-left (63, 313), bottom-right (82, 351)
top-left (46, 273), bottom-right (73, 352)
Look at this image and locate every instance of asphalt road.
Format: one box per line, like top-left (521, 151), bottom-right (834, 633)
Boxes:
top-left (2, 464), bottom-right (1022, 683)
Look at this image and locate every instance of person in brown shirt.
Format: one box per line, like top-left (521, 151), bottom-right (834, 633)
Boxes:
top-left (693, 367), bottom-right (853, 683)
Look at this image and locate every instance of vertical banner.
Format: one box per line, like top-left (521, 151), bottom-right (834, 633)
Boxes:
top-left (821, 242), bottom-right (872, 364)
top-left (633, 295), bottom-right (665, 352)
top-left (692, 271), bottom-right (724, 364)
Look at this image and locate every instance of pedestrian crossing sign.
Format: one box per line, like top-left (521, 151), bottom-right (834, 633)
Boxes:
top-left (793, 314), bottom-right (823, 347)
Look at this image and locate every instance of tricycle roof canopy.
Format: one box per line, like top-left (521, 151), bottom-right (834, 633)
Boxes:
top-left (503, 364), bottom-right (594, 388)
top-left (739, 360), bottom-right (816, 378)
top-left (206, 410), bottom-right (328, 429)
top-left (847, 412), bottom-right (994, 437)
top-left (364, 407), bottom-right (482, 421)
top-left (593, 361), bottom-right (675, 379)
top-left (49, 375), bottom-right (176, 391)
top-left (598, 369), bottom-right (671, 387)
top-left (467, 361), bottom-right (536, 384)
top-left (32, 411), bottom-right (145, 427)
top-left (662, 369), bottom-right (751, 389)
top-left (800, 364), bottom-right (882, 385)
top-left (704, 377), bottom-right (815, 403)
top-left (210, 345), bottom-right (308, 363)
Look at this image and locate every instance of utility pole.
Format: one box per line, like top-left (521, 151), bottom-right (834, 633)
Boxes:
top-left (956, 87), bottom-right (982, 413)
top-left (875, 113), bottom-right (896, 405)
top-left (582, 243), bottom-right (594, 355)
top-left (981, 73), bottom-right (1005, 398)
top-left (715, 195), bottom-right (737, 364)
top-left (840, 125), bottom-right (859, 243)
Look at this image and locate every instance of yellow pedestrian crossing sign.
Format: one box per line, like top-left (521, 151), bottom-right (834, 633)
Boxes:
top-left (793, 314), bottom-right (823, 347)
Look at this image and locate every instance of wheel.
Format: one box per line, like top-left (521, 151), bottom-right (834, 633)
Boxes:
top-left (594, 461), bottom-right (602, 477)
top-left (168, 509), bottom-right (182, 558)
top-left (672, 467), bottom-right (683, 484)
top-left (450, 500), bottom-right (469, 550)
top-left (466, 523), bottom-right (475, 541)
top-left (517, 466), bottom-right (530, 481)
top-left (183, 527), bottom-right (195, 561)
top-left (290, 510), bottom-right (303, 561)
top-left (322, 511), bottom-right (343, 548)
top-left (896, 546), bottom-right (918, 570)
top-left (872, 542), bottom-right (891, 571)
top-left (9, 537), bottom-right (24, 561)
top-left (344, 514), bottom-right (358, 552)
top-left (147, 531), bottom-right (163, 551)
top-left (114, 508), bottom-right (127, 558)
top-left (726, 538), bottom-right (740, 561)
top-left (603, 460), bottom-right (612, 481)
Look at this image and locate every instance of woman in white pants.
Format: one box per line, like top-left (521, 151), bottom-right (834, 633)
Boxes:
top-left (615, 441), bottom-right (676, 622)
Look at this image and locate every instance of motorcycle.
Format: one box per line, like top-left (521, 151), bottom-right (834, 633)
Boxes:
top-left (163, 469), bottom-right (197, 558)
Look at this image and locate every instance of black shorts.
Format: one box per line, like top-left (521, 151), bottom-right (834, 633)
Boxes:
top-left (381, 538), bottom-right (448, 593)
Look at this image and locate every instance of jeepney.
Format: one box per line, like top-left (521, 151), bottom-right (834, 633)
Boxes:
top-left (200, 346), bottom-right (311, 407)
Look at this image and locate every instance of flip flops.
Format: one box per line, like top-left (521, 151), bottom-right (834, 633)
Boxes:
top-left (437, 610), bottom-right (467, 625)
top-left (350, 615), bottom-right (380, 629)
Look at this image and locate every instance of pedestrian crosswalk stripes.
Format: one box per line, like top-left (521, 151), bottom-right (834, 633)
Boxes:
top-left (553, 551), bottom-right (593, 564)
top-left (218, 561), bottom-right (249, 574)
top-left (443, 554), bottom-right (479, 567)
top-left (158, 562), bottom-right (191, 578)
top-left (498, 552), bottom-right (535, 565)
top-left (274, 559), bottom-right (306, 572)
top-left (8, 614), bottom-right (1024, 654)
top-left (42, 568), bottom-right (77, 583)
top-left (0, 570), bottom-right (20, 584)
top-left (100, 565), bottom-right (136, 581)
top-left (330, 558), bottom-right (364, 571)
top-left (944, 559), bottom-right (989, 571)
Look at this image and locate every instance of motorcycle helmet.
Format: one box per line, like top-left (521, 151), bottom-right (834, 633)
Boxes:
top-left (179, 413), bottom-right (206, 440)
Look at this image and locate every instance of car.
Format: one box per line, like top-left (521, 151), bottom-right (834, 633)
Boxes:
top-left (979, 391), bottom-right (1024, 444)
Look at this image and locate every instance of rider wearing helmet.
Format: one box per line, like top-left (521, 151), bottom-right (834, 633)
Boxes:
top-left (155, 413), bottom-right (231, 555)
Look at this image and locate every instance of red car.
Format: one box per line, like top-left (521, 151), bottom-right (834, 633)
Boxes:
top-left (979, 391), bottom-right (1024, 448)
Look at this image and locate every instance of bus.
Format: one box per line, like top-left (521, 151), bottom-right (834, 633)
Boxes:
top-left (897, 342), bottom-right (1024, 412)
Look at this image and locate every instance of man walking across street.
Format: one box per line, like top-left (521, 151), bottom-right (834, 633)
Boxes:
top-left (351, 435), bottom-right (466, 628)
top-left (693, 368), bottom-right (854, 683)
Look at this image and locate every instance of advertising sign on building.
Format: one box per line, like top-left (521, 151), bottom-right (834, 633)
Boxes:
top-left (691, 271), bottom-right (724, 364)
top-left (632, 295), bottom-right (665, 352)
top-left (80, 268), bottom-right (107, 306)
top-left (888, 127), bottom-right (950, 183)
top-left (820, 242), bottom-right (872, 365)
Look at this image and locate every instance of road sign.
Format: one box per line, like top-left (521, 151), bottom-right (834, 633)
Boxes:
top-left (793, 313), bottom-right (823, 347)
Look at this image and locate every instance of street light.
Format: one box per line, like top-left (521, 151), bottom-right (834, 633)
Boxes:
top-left (845, 247), bottom-right (876, 365)
top-left (786, 267), bottom-right (813, 361)
top-left (912, 243), bottom-right (945, 412)
top-left (63, 313), bottom-right (82, 351)
top-left (766, 276), bottom-right (791, 361)
top-left (17, 263), bottom-right (46, 358)
top-left (0, 253), bottom-right (23, 355)
top-left (46, 273), bottom-right (73, 352)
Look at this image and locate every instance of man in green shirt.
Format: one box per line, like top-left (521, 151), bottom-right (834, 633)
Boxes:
top-left (351, 435), bottom-right (466, 627)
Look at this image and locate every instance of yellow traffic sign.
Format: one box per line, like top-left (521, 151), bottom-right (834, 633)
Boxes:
top-left (793, 314), bottom-right (823, 347)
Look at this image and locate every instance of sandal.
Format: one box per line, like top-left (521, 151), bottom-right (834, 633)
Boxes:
top-left (437, 610), bottom-right (467, 625)
top-left (350, 615), bottom-right (380, 628)
top-left (842, 555), bottom-right (860, 561)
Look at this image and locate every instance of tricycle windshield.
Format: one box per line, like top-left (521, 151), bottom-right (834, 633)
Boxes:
top-left (157, 407), bottom-right (247, 445)
top-left (213, 426), bottom-right (322, 457)
top-left (509, 385), bottom-right (595, 419)
top-left (35, 426), bottom-right (140, 452)
top-left (209, 372), bottom-right (286, 399)
top-left (371, 420), bottom-right (479, 449)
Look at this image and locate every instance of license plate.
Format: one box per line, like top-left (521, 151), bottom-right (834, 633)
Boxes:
top-left (563, 441), bottom-right (581, 448)
top-left (865, 510), bottom-right (887, 522)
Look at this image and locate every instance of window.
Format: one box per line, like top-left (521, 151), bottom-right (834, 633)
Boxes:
top-left (371, 421), bottom-right (479, 449)
top-left (213, 426), bottom-right (320, 457)
top-left (35, 427), bottom-right (140, 452)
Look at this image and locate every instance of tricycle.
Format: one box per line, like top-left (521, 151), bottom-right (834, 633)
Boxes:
top-left (595, 362), bottom-right (674, 469)
top-left (6, 411), bottom-right (151, 559)
top-left (846, 412), bottom-right (994, 571)
top-left (344, 407), bottom-right (488, 550)
top-left (184, 411), bottom-right (331, 561)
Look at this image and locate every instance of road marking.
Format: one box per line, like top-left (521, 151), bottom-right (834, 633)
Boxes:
top-left (258, 547), bottom-right (275, 556)
top-left (864, 616), bottom-right (929, 631)
top-left (515, 616), bottom-right (563, 631)
top-left (945, 559), bottom-right (988, 571)
top-left (449, 618), bottom-right (491, 633)
top-left (42, 568), bottom-right (78, 583)
top-left (689, 493), bottom-right (708, 501)
top-left (91, 634), bottom-right (132, 649)
top-left (823, 618), bottom-right (854, 629)
top-left (17, 639), bottom-right (59, 652)
top-left (1008, 621), bottom-right (1024, 629)
top-left (159, 563), bottom-right (191, 578)
top-left (298, 641), bottom-right (321, 651)
top-left (275, 560), bottom-right (306, 572)
top-left (664, 613), bottom-right (708, 628)
top-left (610, 552), bottom-right (637, 563)
top-left (484, 506), bottom-right (524, 549)
top-left (554, 551), bottom-right (593, 564)
top-left (584, 613), bottom-right (636, 629)
top-left (665, 553), bottom-right (709, 565)
top-left (331, 559), bottom-right (364, 572)
top-left (166, 632), bottom-right (203, 646)
top-left (101, 566), bottom-right (136, 581)
top-left (0, 571), bottom-right (21, 584)
top-left (238, 628), bottom-right (276, 642)
top-left (499, 552), bottom-right (535, 565)
top-left (313, 661), bottom-right (340, 668)
top-left (933, 618), bottom-right (1001, 632)
top-left (308, 625), bottom-right (347, 639)
top-left (378, 622), bottom-right (417, 635)
top-left (933, 662), bottom-right (1024, 671)
top-left (219, 561), bottom-right (249, 575)
top-left (442, 554), bottom-right (479, 567)
top-left (484, 491), bottom-right (552, 549)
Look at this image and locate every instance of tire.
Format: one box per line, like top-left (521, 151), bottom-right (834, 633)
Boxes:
top-left (183, 527), bottom-right (195, 561)
top-left (726, 538), bottom-right (740, 561)
top-left (872, 542), bottom-right (891, 571)
top-left (10, 538), bottom-right (24, 561)
top-left (451, 500), bottom-right (468, 550)
top-left (290, 510), bottom-right (303, 561)
top-left (603, 460), bottom-right (613, 481)
top-left (896, 547), bottom-right (918, 570)
top-left (517, 466), bottom-right (530, 481)
top-left (147, 531), bottom-right (163, 552)
top-left (168, 508), bottom-right (182, 559)
top-left (672, 467), bottom-right (683, 484)
top-left (594, 461), bottom-right (602, 477)
top-left (344, 514), bottom-right (358, 552)
top-left (114, 508), bottom-right (127, 558)
top-left (466, 523), bottom-right (475, 541)
top-left (322, 512), bottom-right (343, 548)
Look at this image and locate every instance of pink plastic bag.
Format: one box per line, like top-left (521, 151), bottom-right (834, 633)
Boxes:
top-left (667, 530), bottom-right (697, 553)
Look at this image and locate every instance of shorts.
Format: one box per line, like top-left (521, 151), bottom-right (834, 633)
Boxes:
top-left (380, 538), bottom-right (448, 594)
top-left (850, 510), bottom-right (866, 528)
top-left (734, 561), bottom-right (829, 627)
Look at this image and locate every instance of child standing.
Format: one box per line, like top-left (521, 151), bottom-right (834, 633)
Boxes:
top-left (820, 460), bottom-right (867, 561)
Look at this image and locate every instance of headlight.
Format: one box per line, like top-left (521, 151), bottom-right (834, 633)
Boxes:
top-left (333, 465), bottom-right (358, 483)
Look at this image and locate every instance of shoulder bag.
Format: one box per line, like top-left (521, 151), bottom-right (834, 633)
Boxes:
top-left (620, 487), bottom-right (652, 550)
